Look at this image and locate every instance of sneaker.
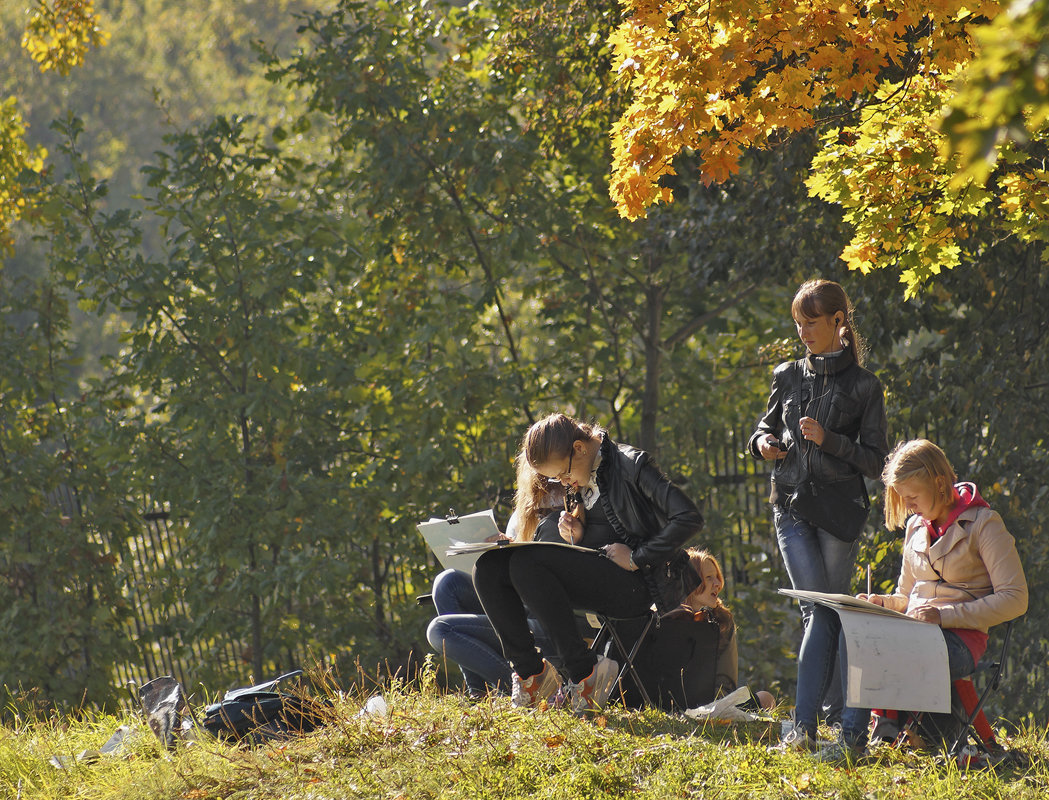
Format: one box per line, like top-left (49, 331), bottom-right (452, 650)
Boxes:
top-left (510, 660), bottom-right (562, 708)
top-left (772, 725), bottom-right (820, 753)
top-left (869, 714), bottom-right (901, 745)
top-left (816, 734), bottom-right (865, 763)
top-left (566, 656), bottom-right (619, 713)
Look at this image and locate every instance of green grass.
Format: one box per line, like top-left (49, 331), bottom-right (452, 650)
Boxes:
top-left (2, 670), bottom-right (1047, 799)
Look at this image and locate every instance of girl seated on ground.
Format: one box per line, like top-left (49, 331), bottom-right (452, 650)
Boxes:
top-left (777, 438), bottom-right (1028, 760)
top-left (425, 484), bottom-right (562, 697)
top-left (678, 548), bottom-right (775, 709)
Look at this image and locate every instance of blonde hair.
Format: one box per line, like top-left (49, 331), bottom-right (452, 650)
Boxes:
top-left (791, 279), bottom-right (866, 366)
top-left (881, 439), bottom-right (957, 529)
top-left (513, 413), bottom-right (602, 540)
top-left (511, 451), bottom-right (554, 541)
top-left (683, 548), bottom-right (733, 638)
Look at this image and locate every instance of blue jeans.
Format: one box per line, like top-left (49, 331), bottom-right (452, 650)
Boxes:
top-left (426, 569), bottom-right (548, 695)
top-left (774, 505), bottom-right (860, 623)
top-left (775, 505), bottom-right (859, 722)
top-left (794, 605), bottom-right (977, 746)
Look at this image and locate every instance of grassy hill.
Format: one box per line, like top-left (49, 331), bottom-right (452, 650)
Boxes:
top-left (3, 668), bottom-right (1047, 799)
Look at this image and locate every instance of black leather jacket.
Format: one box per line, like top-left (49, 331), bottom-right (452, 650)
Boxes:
top-left (747, 350), bottom-right (889, 506)
top-left (594, 435), bottom-right (704, 608)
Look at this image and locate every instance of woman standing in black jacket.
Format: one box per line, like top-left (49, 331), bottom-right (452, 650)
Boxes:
top-left (748, 279), bottom-right (889, 719)
top-left (474, 413), bottom-right (704, 713)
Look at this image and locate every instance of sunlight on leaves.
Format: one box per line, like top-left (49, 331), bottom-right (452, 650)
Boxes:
top-left (21, 0), bottom-right (110, 75)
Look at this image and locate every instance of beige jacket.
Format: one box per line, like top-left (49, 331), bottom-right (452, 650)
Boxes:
top-left (877, 505), bottom-right (1028, 633)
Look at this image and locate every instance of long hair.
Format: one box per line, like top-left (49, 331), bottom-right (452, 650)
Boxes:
top-left (683, 548), bottom-right (734, 639)
top-left (512, 452), bottom-right (557, 542)
top-left (881, 439), bottom-right (957, 530)
top-left (513, 413), bottom-right (602, 540)
top-left (791, 279), bottom-right (867, 366)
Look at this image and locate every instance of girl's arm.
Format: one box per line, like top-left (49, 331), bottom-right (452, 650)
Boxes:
top-left (748, 363), bottom-right (790, 458)
top-left (939, 510), bottom-right (1029, 630)
top-left (629, 457), bottom-right (704, 568)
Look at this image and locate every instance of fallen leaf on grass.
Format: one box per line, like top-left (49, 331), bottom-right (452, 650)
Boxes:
top-left (545, 735), bottom-right (566, 748)
top-left (781, 772), bottom-right (812, 793)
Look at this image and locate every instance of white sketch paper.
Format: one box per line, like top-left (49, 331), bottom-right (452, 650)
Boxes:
top-left (416, 509), bottom-right (502, 572)
top-left (779, 589), bottom-right (950, 713)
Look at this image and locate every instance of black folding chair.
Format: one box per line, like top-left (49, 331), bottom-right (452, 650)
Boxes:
top-left (947, 619), bottom-right (1016, 760)
top-left (588, 608), bottom-right (661, 708)
top-left (893, 619), bottom-right (1017, 761)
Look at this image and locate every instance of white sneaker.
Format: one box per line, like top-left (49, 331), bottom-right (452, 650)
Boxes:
top-left (815, 736), bottom-right (865, 763)
top-left (510, 660), bottom-right (562, 708)
top-left (772, 725), bottom-right (820, 753)
top-left (566, 656), bottom-right (619, 713)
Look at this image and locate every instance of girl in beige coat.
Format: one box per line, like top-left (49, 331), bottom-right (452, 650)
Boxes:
top-left (777, 438), bottom-right (1027, 758)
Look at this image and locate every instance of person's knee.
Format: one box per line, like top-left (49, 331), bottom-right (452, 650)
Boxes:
top-left (432, 568), bottom-right (468, 605)
top-left (426, 617), bottom-right (451, 651)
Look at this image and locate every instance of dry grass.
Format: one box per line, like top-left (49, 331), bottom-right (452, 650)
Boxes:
top-left (1, 664), bottom-right (1046, 799)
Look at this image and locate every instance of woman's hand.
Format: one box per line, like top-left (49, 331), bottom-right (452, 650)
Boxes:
top-left (909, 604), bottom-right (942, 625)
top-left (758, 434), bottom-right (788, 460)
top-left (602, 543), bottom-right (638, 571)
top-left (857, 594), bottom-right (884, 606)
top-left (798, 416), bottom-right (826, 446)
top-left (557, 510), bottom-right (583, 544)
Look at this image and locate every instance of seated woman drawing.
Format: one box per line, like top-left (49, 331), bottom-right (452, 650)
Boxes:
top-left (776, 439), bottom-right (1028, 760)
top-left (473, 412), bottom-right (704, 713)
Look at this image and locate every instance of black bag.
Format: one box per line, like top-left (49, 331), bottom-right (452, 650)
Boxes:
top-left (645, 548), bottom-right (703, 614)
top-left (786, 475), bottom-right (870, 542)
top-left (615, 612), bottom-right (720, 711)
top-left (783, 360), bottom-right (870, 542)
top-left (201, 670), bottom-right (329, 742)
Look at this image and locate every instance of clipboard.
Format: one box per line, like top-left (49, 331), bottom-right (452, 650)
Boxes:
top-left (416, 509), bottom-right (501, 572)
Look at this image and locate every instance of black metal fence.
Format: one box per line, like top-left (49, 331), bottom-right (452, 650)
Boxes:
top-left (46, 425), bottom-right (1042, 724)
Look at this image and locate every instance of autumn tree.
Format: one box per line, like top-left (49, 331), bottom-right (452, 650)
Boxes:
top-left (1, 1), bottom-right (106, 253)
top-left (608, 1), bottom-right (1049, 294)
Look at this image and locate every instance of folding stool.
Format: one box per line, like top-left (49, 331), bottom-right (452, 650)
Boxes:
top-left (891, 619), bottom-right (1017, 760)
top-left (946, 619), bottom-right (1015, 759)
top-left (588, 608), bottom-right (661, 707)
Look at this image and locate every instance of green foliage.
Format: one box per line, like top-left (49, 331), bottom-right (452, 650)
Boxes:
top-left (942, 0), bottom-right (1049, 185)
top-left (33, 110), bottom-right (448, 685)
top-left (0, 278), bottom-right (133, 709)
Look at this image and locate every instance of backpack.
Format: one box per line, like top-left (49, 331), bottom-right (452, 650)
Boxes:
top-left (201, 670), bottom-right (329, 742)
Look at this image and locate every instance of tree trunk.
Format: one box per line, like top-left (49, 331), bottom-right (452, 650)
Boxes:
top-left (639, 276), bottom-right (664, 454)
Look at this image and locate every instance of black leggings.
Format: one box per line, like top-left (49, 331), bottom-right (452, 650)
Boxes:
top-left (473, 545), bottom-right (651, 683)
